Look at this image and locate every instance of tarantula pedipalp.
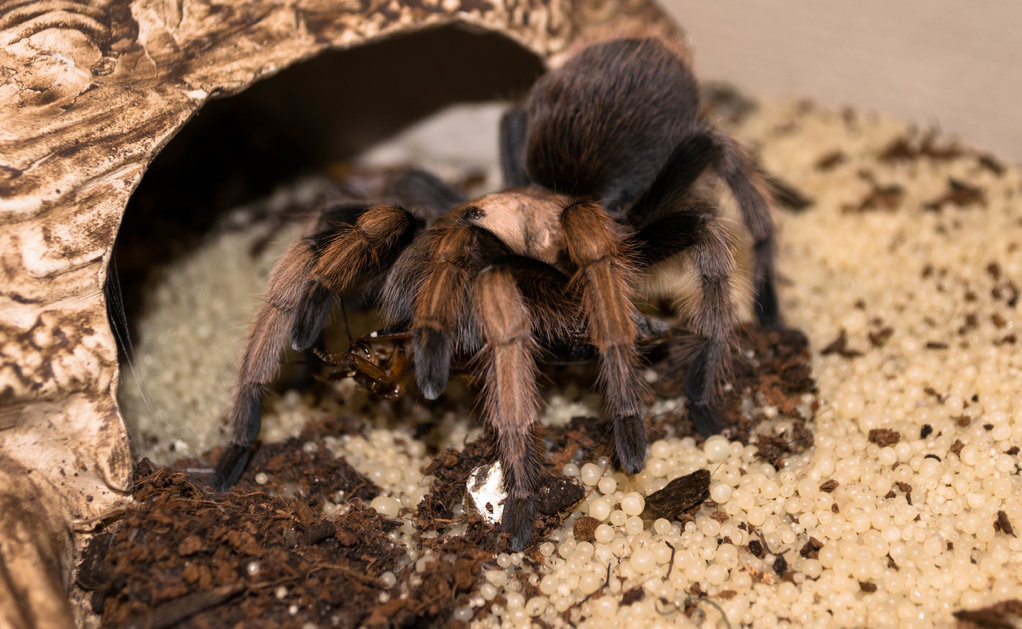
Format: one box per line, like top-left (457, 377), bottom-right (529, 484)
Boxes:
top-left (213, 34), bottom-right (778, 550)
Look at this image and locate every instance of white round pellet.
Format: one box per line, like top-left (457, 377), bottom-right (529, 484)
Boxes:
top-left (589, 498), bottom-right (612, 521)
top-left (370, 495), bottom-right (402, 518)
top-left (594, 524), bottom-right (615, 544)
top-left (710, 482), bottom-right (733, 503)
top-left (620, 492), bottom-right (645, 516)
top-left (629, 548), bottom-right (655, 574)
top-left (704, 435), bottom-right (731, 463)
top-left (580, 463), bottom-right (603, 486)
top-left (597, 476), bottom-right (617, 495)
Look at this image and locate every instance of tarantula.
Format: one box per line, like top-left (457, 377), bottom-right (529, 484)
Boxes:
top-left (213, 35), bottom-right (777, 550)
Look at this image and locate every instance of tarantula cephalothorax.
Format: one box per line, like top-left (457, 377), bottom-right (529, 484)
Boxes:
top-left (213, 35), bottom-right (778, 550)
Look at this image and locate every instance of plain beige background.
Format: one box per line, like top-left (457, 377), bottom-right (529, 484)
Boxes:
top-left (664, 1), bottom-right (1021, 162)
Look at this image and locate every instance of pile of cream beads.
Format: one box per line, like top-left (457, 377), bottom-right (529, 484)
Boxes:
top-left (122, 99), bottom-right (1022, 627)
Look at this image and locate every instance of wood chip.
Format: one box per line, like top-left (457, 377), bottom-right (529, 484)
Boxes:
top-left (640, 470), bottom-right (710, 521)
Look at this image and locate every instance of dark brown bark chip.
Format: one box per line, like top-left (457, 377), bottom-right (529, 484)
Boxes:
top-left (536, 476), bottom-right (584, 515)
top-left (951, 439), bottom-right (966, 456)
top-left (640, 469), bottom-right (710, 522)
top-left (819, 479), bottom-right (839, 493)
top-left (821, 329), bottom-right (863, 357)
top-left (954, 599), bottom-right (1022, 628)
top-left (978, 153), bottom-right (1006, 176)
top-left (878, 137), bottom-right (916, 162)
top-left (924, 177), bottom-right (987, 210)
top-left (757, 420), bottom-right (815, 469)
top-left (845, 181), bottom-right (905, 213)
top-left (814, 150), bottom-right (847, 171)
top-left (879, 133), bottom-right (965, 164)
top-left (747, 540), bottom-right (765, 559)
top-left (995, 511), bottom-right (1015, 537)
top-left (868, 429), bottom-right (901, 447)
top-left (621, 587), bottom-right (645, 606)
top-left (859, 581), bottom-right (877, 593)
top-left (868, 326), bottom-right (894, 348)
top-left (800, 537), bottom-right (823, 560)
top-left (573, 516), bottom-right (600, 543)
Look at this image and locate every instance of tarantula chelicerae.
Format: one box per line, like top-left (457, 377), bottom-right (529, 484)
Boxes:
top-left (213, 35), bottom-right (778, 550)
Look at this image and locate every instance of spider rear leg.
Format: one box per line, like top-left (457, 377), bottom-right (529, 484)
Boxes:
top-left (705, 125), bottom-right (780, 327)
top-left (684, 214), bottom-right (738, 435)
top-left (473, 266), bottom-right (543, 551)
top-left (214, 204), bottom-right (419, 490)
top-left (290, 205), bottom-right (419, 351)
top-left (561, 201), bottom-right (650, 474)
top-left (650, 212), bottom-right (737, 437)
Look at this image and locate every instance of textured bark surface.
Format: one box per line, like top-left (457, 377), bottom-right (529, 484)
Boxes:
top-left (0, 0), bottom-right (682, 626)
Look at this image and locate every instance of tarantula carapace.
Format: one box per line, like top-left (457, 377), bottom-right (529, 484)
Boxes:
top-left (213, 35), bottom-right (778, 550)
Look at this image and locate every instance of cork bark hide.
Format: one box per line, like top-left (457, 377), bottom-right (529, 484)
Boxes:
top-left (0, 1), bottom-right (682, 626)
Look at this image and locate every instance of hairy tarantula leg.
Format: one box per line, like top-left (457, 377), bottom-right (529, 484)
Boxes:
top-left (499, 105), bottom-right (531, 188)
top-left (626, 132), bottom-right (719, 228)
top-left (473, 266), bottom-right (543, 551)
top-left (408, 222), bottom-right (485, 399)
top-left (291, 205), bottom-right (418, 351)
top-left (215, 205), bottom-right (419, 490)
top-left (213, 237), bottom-right (322, 490)
top-left (682, 214), bottom-right (739, 437)
top-left (629, 188), bottom-right (740, 437)
top-left (561, 201), bottom-right (650, 474)
top-left (704, 125), bottom-right (780, 328)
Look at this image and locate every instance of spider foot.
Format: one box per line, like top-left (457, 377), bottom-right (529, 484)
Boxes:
top-left (754, 276), bottom-right (782, 329)
top-left (213, 383), bottom-right (262, 490)
top-left (291, 282), bottom-right (333, 351)
top-left (501, 493), bottom-right (537, 552)
top-left (412, 327), bottom-right (452, 400)
top-left (688, 402), bottom-right (726, 438)
top-left (613, 414), bottom-right (648, 474)
top-left (212, 444), bottom-right (253, 492)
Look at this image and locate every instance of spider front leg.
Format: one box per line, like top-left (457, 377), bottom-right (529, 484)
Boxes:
top-left (214, 204), bottom-right (419, 490)
top-left (382, 216), bottom-right (508, 401)
top-left (290, 205), bottom-right (419, 351)
top-left (561, 201), bottom-right (650, 474)
top-left (472, 266), bottom-right (543, 551)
